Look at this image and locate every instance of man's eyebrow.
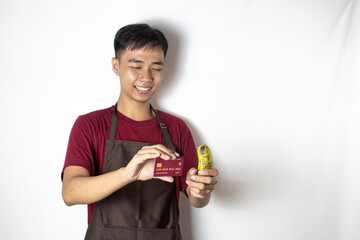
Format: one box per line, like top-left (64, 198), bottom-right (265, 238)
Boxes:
top-left (128, 59), bottom-right (144, 63)
top-left (152, 61), bottom-right (164, 66)
top-left (128, 59), bottom-right (164, 66)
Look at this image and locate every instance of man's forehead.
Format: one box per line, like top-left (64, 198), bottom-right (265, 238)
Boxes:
top-left (119, 46), bottom-right (165, 62)
top-left (127, 44), bottom-right (164, 53)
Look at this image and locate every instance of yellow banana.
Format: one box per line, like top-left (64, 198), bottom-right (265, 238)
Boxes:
top-left (197, 144), bottom-right (213, 175)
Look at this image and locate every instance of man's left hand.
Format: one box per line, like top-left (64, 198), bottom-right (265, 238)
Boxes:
top-left (186, 168), bottom-right (218, 199)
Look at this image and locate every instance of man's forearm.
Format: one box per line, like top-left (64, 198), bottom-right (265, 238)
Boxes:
top-left (62, 167), bottom-right (132, 206)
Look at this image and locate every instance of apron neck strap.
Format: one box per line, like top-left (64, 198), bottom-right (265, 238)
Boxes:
top-left (109, 103), bottom-right (118, 140)
top-left (151, 105), bottom-right (176, 151)
top-left (109, 103), bottom-right (176, 151)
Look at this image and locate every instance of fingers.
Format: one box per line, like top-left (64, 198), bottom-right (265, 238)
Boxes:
top-left (141, 144), bottom-right (180, 160)
top-left (191, 175), bottom-right (218, 185)
top-left (125, 144), bottom-right (180, 182)
top-left (189, 190), bottom-right (207, 199)
top-left (187, 180), bottom-right (215, 198)
top-left (188, 179), bottom-right (216, 191)
top-left (186, 168), bottom-right (219, 199)
top-left (197, 168), bottom-right (218, 177)
top-left (129, 151), bottom-right (160, 166)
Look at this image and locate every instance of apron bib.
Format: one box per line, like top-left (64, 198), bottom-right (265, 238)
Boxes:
top-left (85, 104), bottom-right (181, 240)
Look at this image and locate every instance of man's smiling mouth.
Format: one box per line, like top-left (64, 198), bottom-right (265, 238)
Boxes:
top-left (135, 86), bottom-right (152, 91)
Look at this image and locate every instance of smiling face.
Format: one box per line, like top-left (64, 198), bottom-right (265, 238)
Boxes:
top-left (112, 46), bottom-right (165, 106)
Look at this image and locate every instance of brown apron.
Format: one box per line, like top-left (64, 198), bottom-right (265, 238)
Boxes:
top-left (85, 104), bottom-right (181, 240)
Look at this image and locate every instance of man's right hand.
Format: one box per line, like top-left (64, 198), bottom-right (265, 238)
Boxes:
top-left (124, 144), bottom-right (180, 183)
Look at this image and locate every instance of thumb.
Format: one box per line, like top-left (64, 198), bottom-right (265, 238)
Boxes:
top-left (187, 168), bottom-right (198, 180)
top-left (155, 176), bottom-right (174, 183)
top-left (190, 168), bottom-right (198, 175)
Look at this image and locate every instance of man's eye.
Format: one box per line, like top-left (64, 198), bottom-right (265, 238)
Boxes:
top-left (131, 66), bottom-right (141, 69)
top-left (152, 68), bottom-right (162, 72)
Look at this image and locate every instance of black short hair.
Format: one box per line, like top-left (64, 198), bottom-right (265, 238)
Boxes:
top-left (114, 23), bottom-right (168, 59)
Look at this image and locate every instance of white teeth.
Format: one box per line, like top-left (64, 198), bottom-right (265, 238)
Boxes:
top-left (135, 86), bottom-right (151, 91)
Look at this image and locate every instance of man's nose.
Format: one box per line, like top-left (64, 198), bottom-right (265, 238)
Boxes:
top-left (139, 68), bottom-right (152, 81)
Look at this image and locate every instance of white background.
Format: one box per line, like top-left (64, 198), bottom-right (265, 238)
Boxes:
top-left (0, 0), bottom-right (359, 239)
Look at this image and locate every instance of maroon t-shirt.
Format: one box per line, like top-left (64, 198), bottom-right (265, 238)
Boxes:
top-left (62, 105), bottom-right (197, 223)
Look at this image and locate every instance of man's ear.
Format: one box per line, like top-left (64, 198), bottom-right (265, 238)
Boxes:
top-left (112, 57), bottom-right (120, 76)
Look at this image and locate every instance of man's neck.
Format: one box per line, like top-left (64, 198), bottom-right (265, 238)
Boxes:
top-left (116, 98), bottom-right (154, 121)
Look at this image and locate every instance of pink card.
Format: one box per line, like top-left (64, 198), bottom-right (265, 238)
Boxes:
top-left (153, 157), bottom-right (184, 177)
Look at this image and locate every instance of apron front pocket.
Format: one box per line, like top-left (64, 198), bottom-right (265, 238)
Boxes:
top-left (138, 227), bottom-right (176, 240)
top-left (102, 224), bottom-right (176, 240)
top-left (101, 225), bottom-right (136, 240)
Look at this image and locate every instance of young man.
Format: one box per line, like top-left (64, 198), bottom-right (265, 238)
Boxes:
top-left (62, 23), bottom-right (218, 239)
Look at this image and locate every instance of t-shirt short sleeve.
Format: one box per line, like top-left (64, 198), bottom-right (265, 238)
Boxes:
top-left (62, 116), bottom-right (95, 179)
